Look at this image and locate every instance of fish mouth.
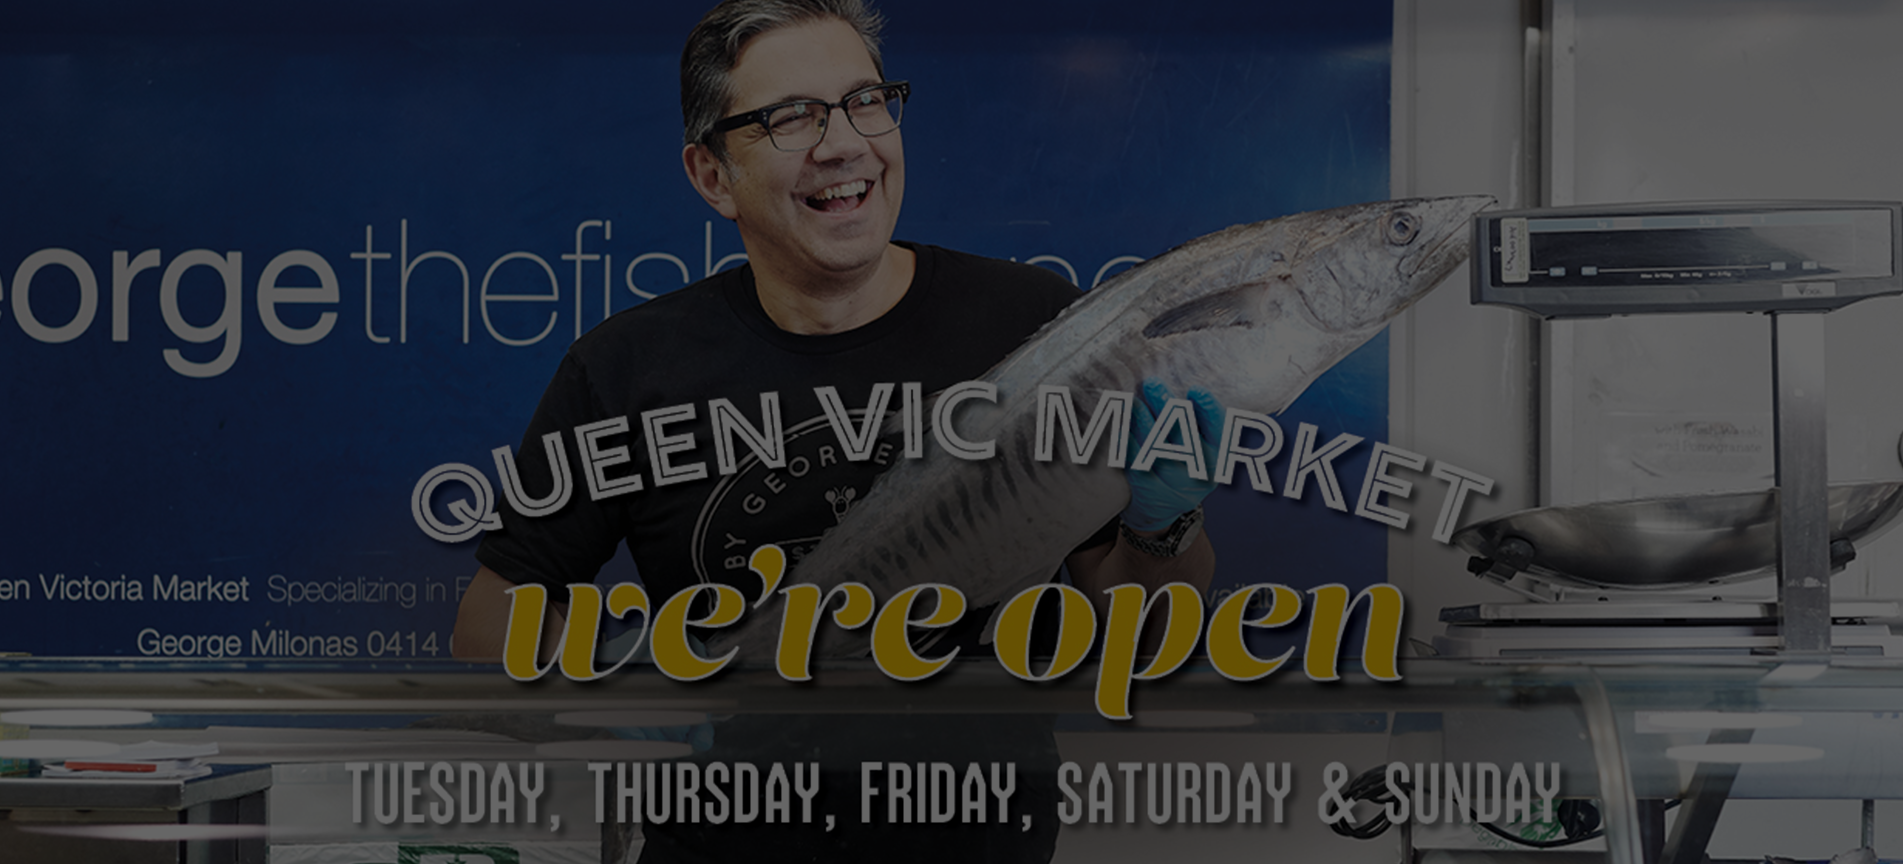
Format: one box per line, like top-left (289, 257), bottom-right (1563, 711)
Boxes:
top-left (805, 179), bottom-right (872, 212)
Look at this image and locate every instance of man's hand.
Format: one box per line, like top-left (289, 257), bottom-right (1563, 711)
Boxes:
top-left (1122, 378), bottom-right (1224, 531)
top-left (1066, 380), bottom-right (1223, 647)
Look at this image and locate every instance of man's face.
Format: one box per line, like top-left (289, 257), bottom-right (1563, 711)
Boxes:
top-left (704, 18), bottom-right (904, 283)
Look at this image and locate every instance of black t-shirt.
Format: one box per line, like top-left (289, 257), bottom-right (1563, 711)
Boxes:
top-left (476, 242), bottom-right (1091, 603)
top-left (479, 242), bottom-right (1088, 864)
top-left (477, 244), bottom-right (1086, 863)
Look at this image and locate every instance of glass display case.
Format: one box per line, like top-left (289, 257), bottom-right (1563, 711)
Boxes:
top-left (0, 656), bottom-right (1896, 863)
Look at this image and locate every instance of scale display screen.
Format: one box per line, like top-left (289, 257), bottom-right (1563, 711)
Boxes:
top-left (1472, 201), bottom-right (1903, 317)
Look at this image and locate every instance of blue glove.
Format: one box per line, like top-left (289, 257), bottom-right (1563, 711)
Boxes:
top-left (1122, 379), bottom-right (1225, 531)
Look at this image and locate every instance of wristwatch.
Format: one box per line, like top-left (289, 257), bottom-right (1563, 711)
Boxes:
top-left (1119, 506), bottom-right (1204, 558)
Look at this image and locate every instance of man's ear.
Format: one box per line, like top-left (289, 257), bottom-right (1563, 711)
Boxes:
top-left (682, 142), bottom-right (739, 220)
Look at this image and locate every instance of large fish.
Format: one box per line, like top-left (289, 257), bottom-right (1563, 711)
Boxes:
top-left (708, 195), bottom-right (1494, 659)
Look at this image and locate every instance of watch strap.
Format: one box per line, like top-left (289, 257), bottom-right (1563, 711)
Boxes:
top-left (1118, 506), bottom-right (1204, 558)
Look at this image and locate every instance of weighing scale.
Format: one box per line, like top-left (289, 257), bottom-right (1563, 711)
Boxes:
top-left (1437, 201), bottom-right (1903, 659)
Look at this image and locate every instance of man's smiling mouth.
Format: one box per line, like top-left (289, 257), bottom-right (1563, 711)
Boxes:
top-left (806, 179), bottom-right (870, 212)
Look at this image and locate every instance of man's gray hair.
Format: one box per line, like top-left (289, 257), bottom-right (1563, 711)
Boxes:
top-left (681, 0), bottom-right (886, 160)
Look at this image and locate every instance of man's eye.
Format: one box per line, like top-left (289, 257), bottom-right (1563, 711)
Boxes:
top-left (769, 106), bottom-right (814, 130)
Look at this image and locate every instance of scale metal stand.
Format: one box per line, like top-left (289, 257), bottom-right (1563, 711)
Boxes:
top-left (1453, 201), bottom-right (1903, 658)
top-left (1773, 307), bottom-right (1834, 656)
top-left (1452, 201), bottom-right (1903, 864)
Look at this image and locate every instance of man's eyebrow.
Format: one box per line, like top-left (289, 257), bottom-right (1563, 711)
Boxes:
top-left (763, 78), bottom-right (884, 106)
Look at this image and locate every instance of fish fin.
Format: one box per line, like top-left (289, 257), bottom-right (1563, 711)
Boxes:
top-left (1142, 284), bottom-right (1266, 338)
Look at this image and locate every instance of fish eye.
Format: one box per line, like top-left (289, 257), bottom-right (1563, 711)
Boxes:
top-left (1385, 211), bottom-right (1421, 245)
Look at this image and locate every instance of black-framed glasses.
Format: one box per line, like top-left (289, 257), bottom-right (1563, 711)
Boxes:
top-left (709, 80), bottom-right (910, 153)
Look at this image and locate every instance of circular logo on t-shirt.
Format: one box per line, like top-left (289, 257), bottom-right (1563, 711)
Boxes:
top-left (691, 412), bottom-right (902, 588)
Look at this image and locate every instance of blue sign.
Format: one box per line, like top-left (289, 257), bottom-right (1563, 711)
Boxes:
top-left (0, 0), bottom-right (1393, 659)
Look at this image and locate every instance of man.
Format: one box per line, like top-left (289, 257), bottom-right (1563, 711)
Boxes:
top-left (454, 0), bottom-right (1216, 858)
top-left (454, 0), bottom-right (1214, 665)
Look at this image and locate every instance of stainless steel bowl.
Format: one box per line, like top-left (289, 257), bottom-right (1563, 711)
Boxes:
top-left (1451, 481), bottom-right (1903, 590)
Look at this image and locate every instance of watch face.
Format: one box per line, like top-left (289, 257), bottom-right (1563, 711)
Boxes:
top-left (1173, 507), bottom-right (1205, 551)
top-left (1122, 507), bottom-right (1203, 557)
top-left (1179, 506), bottom-right (1205, 537)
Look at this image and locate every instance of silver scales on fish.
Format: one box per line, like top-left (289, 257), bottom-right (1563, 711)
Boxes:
top-left (709, 194), bottom-right (1496, 660)
top-left (1439, 200), bottom-right (1903, 659)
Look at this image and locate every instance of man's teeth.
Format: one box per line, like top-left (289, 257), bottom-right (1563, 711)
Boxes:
top-left (812, 180), bottom-right (868, 201)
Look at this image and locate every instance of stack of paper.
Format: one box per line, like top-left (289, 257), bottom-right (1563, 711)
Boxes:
top-left (43, 741), bottom-right (219, 780)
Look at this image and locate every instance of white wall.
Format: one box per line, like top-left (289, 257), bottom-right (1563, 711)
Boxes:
top-left (1552, 3), bottom-right (1903, 856)
top-left (1389, 0), bottom-right (1536, 641)
top-left (1390, 1), bottom-right (1903, 858)
top-left (1393, 0), bottom-right (1903, 628)
top-left (1548, 0), bottom-right (1903, 600)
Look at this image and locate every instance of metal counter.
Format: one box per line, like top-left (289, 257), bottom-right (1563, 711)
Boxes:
top-left (0, 656), bottom-right (1897, 864)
